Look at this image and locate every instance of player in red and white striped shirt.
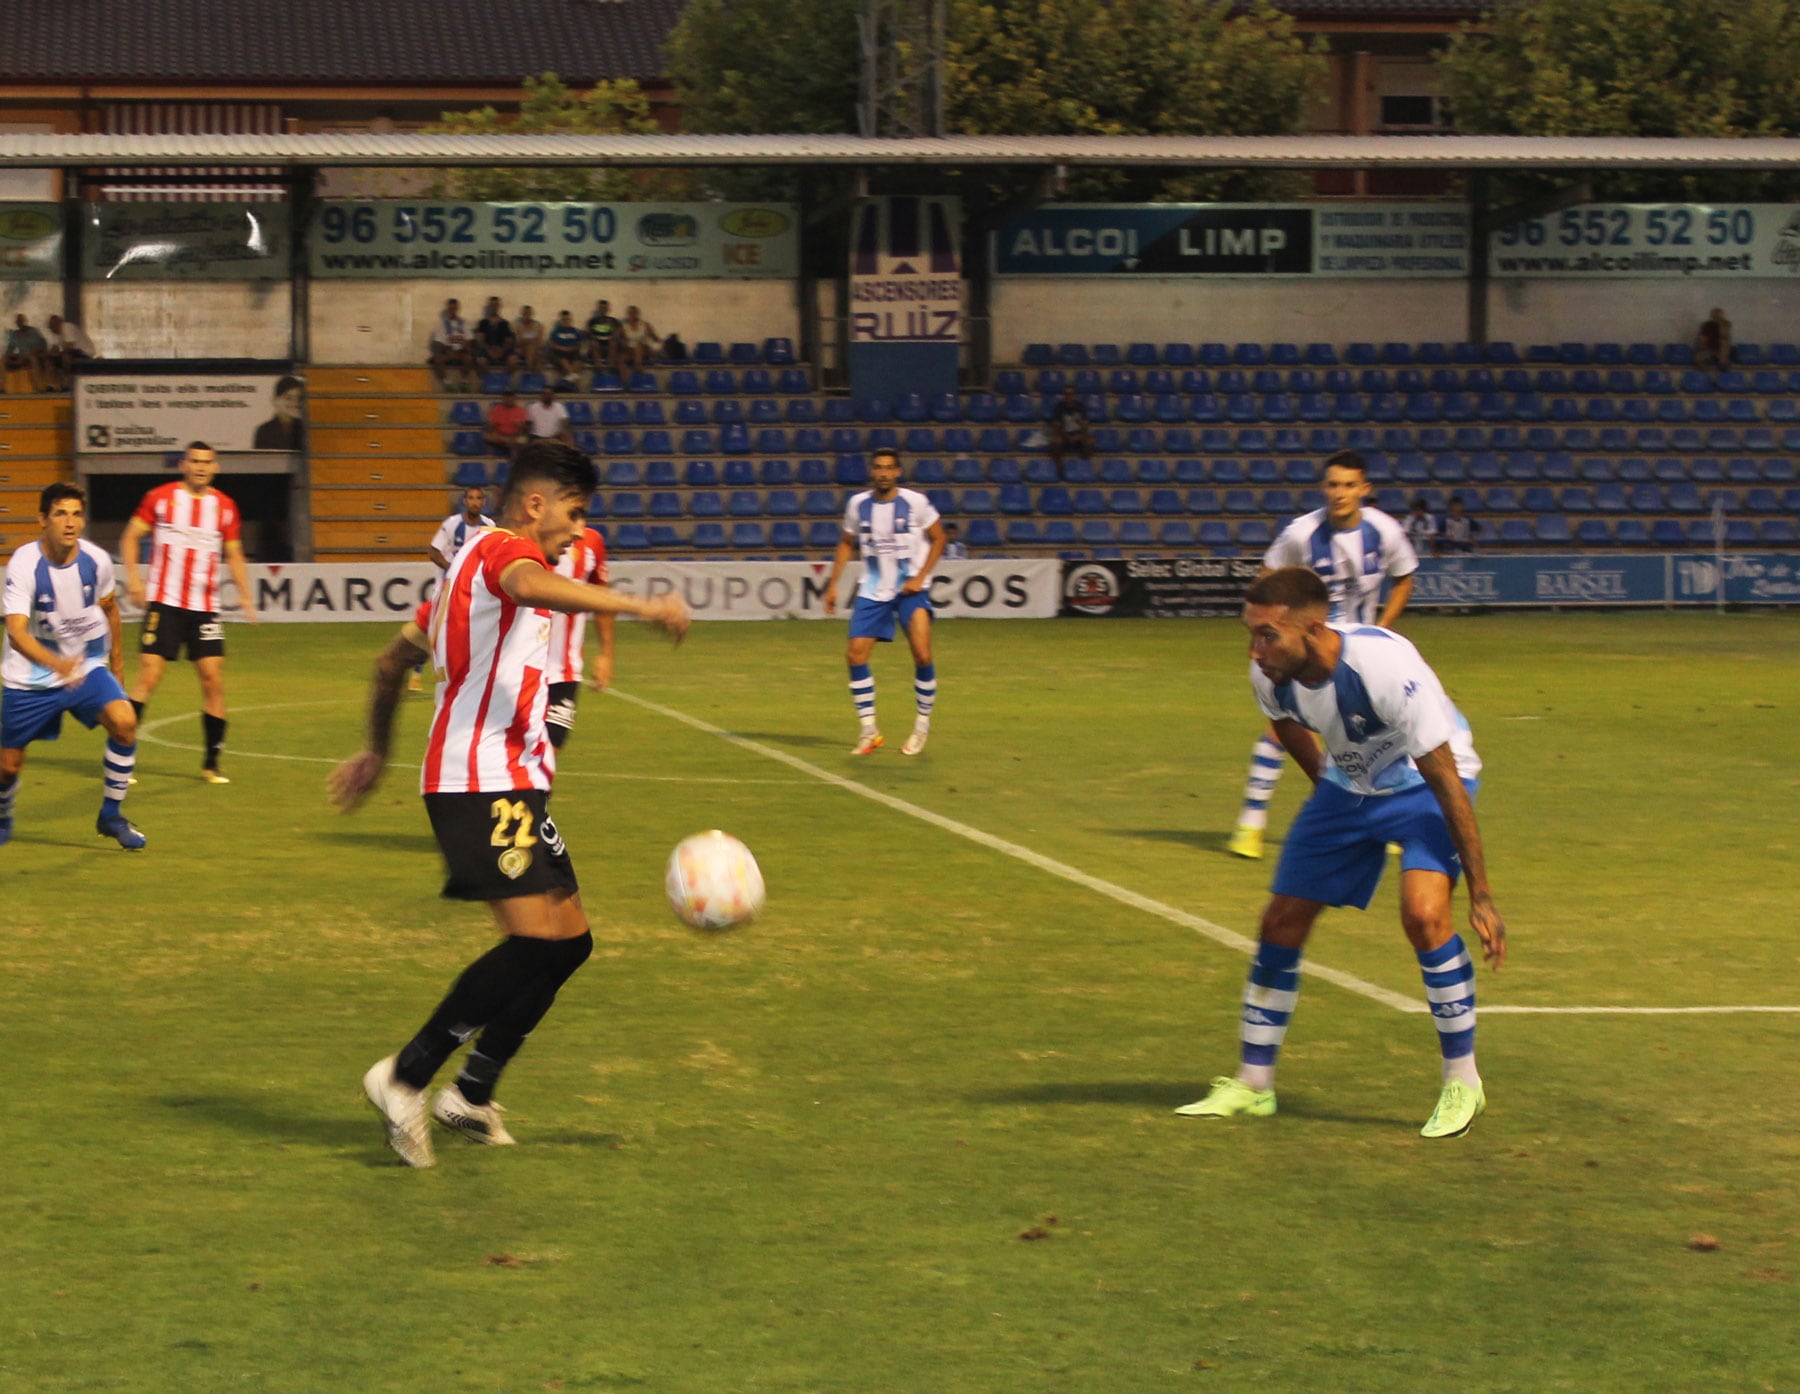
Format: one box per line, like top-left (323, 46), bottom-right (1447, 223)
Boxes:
top-left (120, 442), bottom-right (259, 782)
top-left (328, 440), bottom-right (689, 1168)
top-left (544, 524), bottom-right (613, 750)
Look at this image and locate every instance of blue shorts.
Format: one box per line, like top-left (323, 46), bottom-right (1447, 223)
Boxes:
top-left (1271, 776), bottom-right (1480, 910)
top-left (1, 668), bottom-right (129, 750)
top-left (849, 590), bottom-right (932, 642)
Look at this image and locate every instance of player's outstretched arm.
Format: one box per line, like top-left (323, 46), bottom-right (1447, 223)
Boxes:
top-left (1415, 743), bottom-right (1506, 969)
top-left (501, 562), bottom-right (690, 641)
top-left (328, 626), bottom-right (427, 811)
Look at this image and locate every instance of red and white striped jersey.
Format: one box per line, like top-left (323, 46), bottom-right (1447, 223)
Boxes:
top-left (420, 529), bottom-right (556, 795)
top-left (134, 482), bottom-right (242, 614)
top-left (546, 527), bottom-right (609, 684)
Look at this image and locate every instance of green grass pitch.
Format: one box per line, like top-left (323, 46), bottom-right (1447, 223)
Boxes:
top-left (3, 612), bottom-right (1797, 1392)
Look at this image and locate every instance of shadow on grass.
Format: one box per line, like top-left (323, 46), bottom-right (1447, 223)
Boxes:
top-left (312, 829), bottom-right (441, 856)
top-left (162, 1092), bottom-right (374, 1149)
top-left (968, 1081), bottom-right (1406, 1127)
top-left (1106, 827), bottom-right (1283, 856)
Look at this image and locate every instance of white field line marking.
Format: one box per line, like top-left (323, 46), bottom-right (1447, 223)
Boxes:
top-left (612, 690), bottom-right (1800, 1019)
top-left (608, 689), bottom-right (1425, 1014)
top-left (136, 704), bottom-right (807, 785)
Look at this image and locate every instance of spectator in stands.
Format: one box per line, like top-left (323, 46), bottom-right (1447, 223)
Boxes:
top-left (3, 313), bottom-right (51, 393)
top-left (527, 384), bottom-right (572, 443)
top-left (44, 314), bottom-right (94, 389)
top-left (661, 330), bottom-right (688, 364)
top-left (1404, 496), bottom-right (1437, 554)
top-left (547, 311), bottom-right (586, 384)
top-left (429, 298), bottom-right (473, 391)
top-left (617, 305), bottom-right (662, 374)
top-left (514, 305), bottom-right (545, 374)
top-left (483, 388), bottom-right (531, 458)
top-left (252, 375), bottom-right (306, 451)
top-left (1436, 496), bottom-right (1480, 555)
top-left (941, 521), bottom-right (969, 559)
top-left (1695, 307), bottom-right (1733, 370)
top-left (473, 296), bottom-right (518, 374)
top-left (586, 299), bottom-right (621, 371)
top-left (1048, 386), bottom-right (1093, 468)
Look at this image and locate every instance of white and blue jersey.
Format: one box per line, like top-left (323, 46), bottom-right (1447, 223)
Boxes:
top-left (1265, 507), bottom-right (1416, 625)
top-left (3, 540), bottom-right (116, 691)
top-left (841, 487), bottom-right (940, 603)
top-left (431, 513), bottom-right (494, 573)
top-left (1251, 624), bottom-right (1480, 797)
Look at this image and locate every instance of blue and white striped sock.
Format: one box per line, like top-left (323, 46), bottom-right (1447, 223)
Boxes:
top-left (1238, 940), bottom-right (1303, 1091)
top-left (1418, 935), bottom-right (1479, 1086)
top-left (1238, 734), bottom-right (1286, 832)
top-left (0, 774), bottom-right (17, 826)
top-left (848, 663), bottom-right (876, 729)
top-left (913, 663), bottom-right (936, 727)
top-left (101, 739), bottom-right (136, 820)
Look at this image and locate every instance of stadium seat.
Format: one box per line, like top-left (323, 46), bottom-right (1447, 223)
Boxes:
top-left (1237, 520), bottom-right (1274, 546)
top-left (1613, 519), bottom-right (1649, 545)
top-left (803, 490), bottom-right (838, 516)
top-left (1575, 518), bottom-right (1613, 546)
top-left (807, 520), bottom-right (841, 548)
top-left (765, 489), bottom-right (800, 517)
top-left (704, 370), bottom-right (737, 395)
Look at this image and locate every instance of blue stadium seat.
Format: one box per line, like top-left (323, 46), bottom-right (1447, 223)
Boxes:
top-left (1237, 519), bottom-right (1274, 546)
top-left (711, 399), bottom-right (746, 426)
top-left (765, 489), bottom-right (800, 517)
top-left (962, 489), bottom-right (996, 515)
top-left (1163, 343), bottom-right (1198, 367)
top-left (803, 489), bottom-right (838, 516)
top-left (607, 460), bottom-right (642, 488)
top-left (689, 491), bottom-right (724, 519)
top-left (1021, 343), bottom-right (1054, 367)
top-left (681, 429), bottom-right (715, 455)
top-left (785, 399), bottom-right (820, 425)
top-left (1758, 518), bottom-right (1798, 543)
top-left (612, 523), bottom-right (650, 550)
top-left (726, 489), bottom-right (761, 518)
top-left (448, 400), bottom-right (484, 426)
top-left (692, 523), bottom-right (727, 549)
top-left (1613, 519), bottom-right (1649, 545)
top-left (451, 460), bottom-right (489, 488)
top-left (731, 521), bottom-right (767, 547)
top-left (704, 369), bottom-right (737, 395)
top-left (836, 455), bottom-right (869, 487)
top-left (1534, 514), bottom-right (1572, 544)
top-left (1648, 519), bottom-right (1684, 546)
top-left (964, 518), bottom-right (1002, 549)
top-left (1575, 518), bottom-right (1613, 546)
top-left (769, 520), bottom-right (806, 550)
top-left (792, 427), bottom-right (827, 454)
top-left (808, 520), bottom-right (841, 548)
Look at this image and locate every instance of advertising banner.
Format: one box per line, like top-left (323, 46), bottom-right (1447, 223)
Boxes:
top-left (995, 204), bottom-right (1312, 277)
top-left (1410, 553), bottom-right (1800, 607)
top-left (1060, 556), bottom-right (1264, 618)
top-left (0, 202), bottom-right (62, 280)
top-left (82, 203), bottom-right (290, 281)
top-left (848, 195), bottom-right (963, 344)
top-left (1670, 552), bottom-right (1800, 604)
top-left (607, 558), bottom-right (1058, 621)
top-left (76, 373), bottom-right (306, 454)
top-left (1489, 203), bottom-right (1800, 279)
top-left (1314, 203), bottom-right (1468, 276)
top-left (309, 202), bottom-right (797, 279)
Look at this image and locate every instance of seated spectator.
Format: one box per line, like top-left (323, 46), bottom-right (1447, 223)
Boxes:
top-left (1436, 496), bottom-right (1481, 555)
top-left (473, 296), bottom-right (517, 373)
top-left (514, 305), bottom-right (545, 373)
top-left (586, 298), bottom-right (621, 371)
top-left (429, 298), bottom-right (473, 391)
top-left (483, 388), bottom-right (531, 457)
top-left (1404, 496), bottom-right (1436, 554)
top-left (3, 313), bottom-right (50, 393)
top-left (527, 384), bottom-right (571, 443)
top-left (547, 311), bottom-right (586, 383)
top-left (252, 375), bottom-right (306, 451)
top-left (1695, 306), bottom-right (1733, 370)
top-left (661, 330), bottom-right (688, 364)
top-left (1047, 385), bottom-right (1093, 467)
top-left (45, 314), bottom-right (95, 389)
top-left (941, 520), bottom-right (969, 558)
top-left (616, 305), bottom-right (662, 374)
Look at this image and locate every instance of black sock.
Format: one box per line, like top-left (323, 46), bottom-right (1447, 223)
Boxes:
top-left (394, 936), bottom-right (575, 1090)
top-left (546, 721), bottom-right (570, 750)
top-left (202, 713), bottom-right (227, 769)
top-left (130, 699), bottom-right (146, 722)
top-left (461, 933), bottom-right (594, 1103)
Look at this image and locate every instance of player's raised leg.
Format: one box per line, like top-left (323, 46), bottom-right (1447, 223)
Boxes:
top-left (900, 597), bottom-right (934, 756)
top-left (1176, 894), bottom-right (1320, 1118)
top-left (846, 632), bottom-right (881, 754)
top-left (1400, 867), bottom-right (1485, 1138)
top-left (93, 689), bottom-right (145, 849)
top-left (1230, 727), bottom-right (1286, 859)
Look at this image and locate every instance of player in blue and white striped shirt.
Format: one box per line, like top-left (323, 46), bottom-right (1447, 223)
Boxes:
top-left (1179, 567), bottom-right (1504, 1138)
top-left (1230, 451), bottom-right (1417, 859)
top-left (821, 449), bottom-right (947, 756)
top-left (1, 483), bottom-right (145, 849)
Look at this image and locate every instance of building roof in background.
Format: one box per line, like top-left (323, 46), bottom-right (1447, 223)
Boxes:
top-left (0, 0), bottom-right (687, 86)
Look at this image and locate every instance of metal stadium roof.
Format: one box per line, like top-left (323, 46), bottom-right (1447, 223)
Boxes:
top-left (5, 132), bottom-right (1800, 169)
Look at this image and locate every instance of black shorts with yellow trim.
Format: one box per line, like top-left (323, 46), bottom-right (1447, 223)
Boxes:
top-left (424, 789), bottom-right (579, 902)
top-left (140, 603), bottom-right (225, 662)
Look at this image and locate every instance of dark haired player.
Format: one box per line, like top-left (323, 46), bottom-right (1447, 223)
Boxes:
top-left (329, 440), bottom-right (689, 1167)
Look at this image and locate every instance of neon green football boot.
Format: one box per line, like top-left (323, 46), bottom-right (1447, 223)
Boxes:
top-left (1175, 1076), bottom-right (1277, 1118)
top-left (1420, 1078), bottom-right (1486, 1139)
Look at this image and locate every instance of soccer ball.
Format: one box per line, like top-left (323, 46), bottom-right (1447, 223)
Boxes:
top-left (664, 830), bottom-right (765, 932)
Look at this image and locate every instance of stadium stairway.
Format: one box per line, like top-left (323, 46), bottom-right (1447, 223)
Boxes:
top-left (307, 366), bottom-right (455, 561)
top-left (0, 393), bottom-right (74, 537)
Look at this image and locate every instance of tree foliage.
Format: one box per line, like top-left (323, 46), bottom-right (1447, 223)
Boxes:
top-left (1437, 0), bottom-right (1800, 200)
top-left (663, 0), bottom-right (1325, 202)
top-left (424, 74), bottom-right (693, 202)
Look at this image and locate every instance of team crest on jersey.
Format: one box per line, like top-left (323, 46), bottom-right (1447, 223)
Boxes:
top-left (498, 847), bottom-right (532, 879)
top-left (1346, 713), bottom-right (1368, 739)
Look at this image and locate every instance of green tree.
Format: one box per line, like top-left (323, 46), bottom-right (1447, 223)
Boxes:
top-left (1437, 0), bottom-right (1800, 200)
top-left (424, 73), bottom-right (693, 202)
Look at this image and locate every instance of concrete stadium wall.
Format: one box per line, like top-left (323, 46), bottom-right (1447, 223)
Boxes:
top-left (83, 282), bottom-right (295, 359)
top-left (308, 278), bottom-right (800, 365)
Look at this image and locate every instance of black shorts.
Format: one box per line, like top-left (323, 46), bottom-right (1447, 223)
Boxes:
top-left (425, 789), bottom-right (579, 902)
top-left (140, 603), bottom-right (225, 662)
top-left (545, 680), bottom-right (581, 733)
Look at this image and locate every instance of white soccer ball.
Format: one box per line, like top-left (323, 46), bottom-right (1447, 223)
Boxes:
top-left (664, 830), bottom-right (765, 932)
